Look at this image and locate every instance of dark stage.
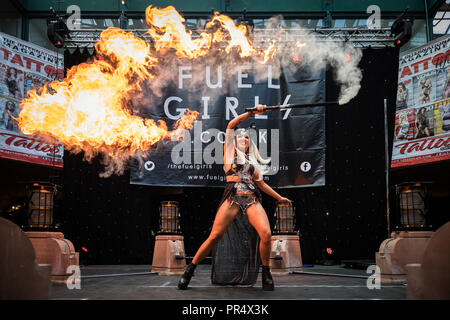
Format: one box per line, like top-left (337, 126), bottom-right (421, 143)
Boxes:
top-left (50, 264), bottom-right (406, 300)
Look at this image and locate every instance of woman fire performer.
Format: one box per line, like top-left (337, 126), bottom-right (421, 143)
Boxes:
top-left (178, 105), bottom-right (292, 291)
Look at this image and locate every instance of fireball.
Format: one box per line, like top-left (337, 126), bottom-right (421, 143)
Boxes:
top-left (17, 5), bottom-right (290, 176)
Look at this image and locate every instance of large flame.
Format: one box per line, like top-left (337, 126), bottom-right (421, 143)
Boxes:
top-left (145, 5), bottom-right (275, 60)
top-left (17, 5), bottom-right (285, 175)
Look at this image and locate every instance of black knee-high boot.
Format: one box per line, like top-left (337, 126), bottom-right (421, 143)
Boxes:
top-left (178, 263), bottom-right (197, 290)
top-left (262, 266), bottom-right (274, 291)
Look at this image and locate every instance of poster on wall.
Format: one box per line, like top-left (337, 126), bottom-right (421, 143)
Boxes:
top-left (0, 32), bottom-right (64, 167)
top-left (392, 34), bottom-right (450, 168)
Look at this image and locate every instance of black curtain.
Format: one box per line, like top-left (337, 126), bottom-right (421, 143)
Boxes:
top-left (285, 47), bottom-right (399, 264)
top-left (61, 47), bottom-right (399, 265)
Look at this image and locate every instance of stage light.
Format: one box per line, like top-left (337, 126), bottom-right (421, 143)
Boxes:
top-left (395, 182), bottom-right (431, 230)
top-left (391, 8), bottom-right (413, 48)
top-left (273, 201), bottom-right (296, 234)
top-left (326, 248), bottom-right (334, 255)
top-left (152, 201), bottom-right (186, 274)
top-left (47, 9), bottom-right (70, 49)
top-left (26, 182), bottom-right (57, 229)
top-left (159, 201), bottom-right (181, 234)
top-left (270, 200), bottom-right (303, 273)
top-left (81, 247), bottom-right (88, 252)
top-left (392, 21), bottom-right (412, 48)
top-left (345, 54), bottom-right (351, 62)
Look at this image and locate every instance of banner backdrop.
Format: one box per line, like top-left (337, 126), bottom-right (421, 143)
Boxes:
top-left (130, 62), bottom-right (326, 188)
top-left (0, 32), bottom-right (64, 167)
top-left (392, 34), bottom-right (450, 167)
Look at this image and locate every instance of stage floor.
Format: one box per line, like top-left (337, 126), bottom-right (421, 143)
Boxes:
top-left (50, 264), bottom-right (406, 300)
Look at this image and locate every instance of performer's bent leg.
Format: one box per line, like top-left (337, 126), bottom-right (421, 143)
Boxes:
top-left (245, 202), bottom-right (272, 266)
top-left (191, 199), bottom-right (240, 265)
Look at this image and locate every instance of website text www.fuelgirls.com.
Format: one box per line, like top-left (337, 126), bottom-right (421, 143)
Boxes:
top-left (182, 166), bottom-right (289, 182)
top-left (187, 174), bottom-right (271, 182)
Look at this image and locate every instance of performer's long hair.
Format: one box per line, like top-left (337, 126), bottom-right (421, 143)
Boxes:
top-left (233, 128), bottom-right (271, 177)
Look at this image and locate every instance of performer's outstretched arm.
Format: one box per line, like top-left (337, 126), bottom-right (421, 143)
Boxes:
top-left (227, 111), bottom-right (252, 130)
top-left (256, 179), bottom-right (291, 204)
top-left (226, 105), bottom-right (266, 129)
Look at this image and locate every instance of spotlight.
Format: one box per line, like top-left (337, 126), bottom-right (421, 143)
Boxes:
top-left (391, 8), bottom-right (413, 48)
top-left (47, 8), bottom-right (70, 48)
top-left (392, 20), bottom-right (413, 48)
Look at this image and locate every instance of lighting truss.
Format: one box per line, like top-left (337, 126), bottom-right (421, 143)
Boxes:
top-left (64, 27), bottom-right (395, 49)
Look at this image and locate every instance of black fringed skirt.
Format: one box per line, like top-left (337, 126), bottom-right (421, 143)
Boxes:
top-left (210, 183), bottom-right (262, 286)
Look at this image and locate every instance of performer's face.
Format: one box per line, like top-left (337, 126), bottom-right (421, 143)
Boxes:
top-left (236, 132), bottom-right (249, 151)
